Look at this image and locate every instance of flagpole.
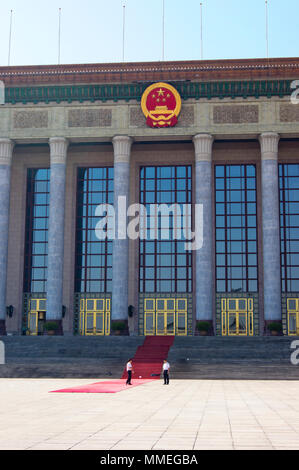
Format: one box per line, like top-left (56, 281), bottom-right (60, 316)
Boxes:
top-left (265, 0), bottom-right (269, 59)
top-left (200, 2), bottom-right (203, 60)
top-left (8, 10), bottom-right (13, 66)
top-left (58, 8), bottom-right (62, 64)
top-left (122, 3), bottom-right (126, 62)
top-left (162, 0), bottom-right (165, 61)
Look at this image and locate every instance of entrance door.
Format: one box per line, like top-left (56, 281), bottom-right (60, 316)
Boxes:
top-left (156, 299), bottom-right (175, 336)
top-left (144, 298), bottom-right (188, 336)
top-left (221, 298), bottom-right (254, 336)
top-left (28, 299), bottom-right (46, 335)
top-left (287, 299), bottom-right (299, 335)
top-left (80, 298), bottom-right (111, 336)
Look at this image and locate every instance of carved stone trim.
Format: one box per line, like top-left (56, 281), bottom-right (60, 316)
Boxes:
top-left (213, 105), bottom-right (259, 124)
top-left (176, 105), bottom-right (195, 128)
top-left (49, 137), bottom-right (69, 165)
top-left (259, 132), bottom-right (280, 160)
top-left (112, 135), bottom-right (133, 164)
top-left (68, 109), bottom-right (112, 127)
top-left (130, 105), bottom-right (194, 128)
top-left (13, 111), bottom-right (48, 129)
top-left (280, 104), bottom-right (299, 122)
top-left (0, 138), bottom-right (14, 166)
top-left (193, 134), bottom-right (214, 162)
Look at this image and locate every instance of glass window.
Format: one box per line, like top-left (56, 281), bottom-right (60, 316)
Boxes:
top-left (215, 164), bottom-right (258, 293)
top-left (24, 169), bottom-right (50, 293)
top-left (280, 164), bottom-right (299, 293)
top-left (75, 167), bottom-right (113, 293)
top-left (139, 165), bottom-right (192, 293)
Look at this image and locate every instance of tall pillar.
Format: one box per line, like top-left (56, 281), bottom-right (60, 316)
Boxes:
top-left (193, 134), bottom-right (214, 327)
top-left (0, 139), bottom-right (14, 335)
top-left (111, 135), bottom-right (133, 329)
top-left (259, 132), bottom-right (282, 324)
top-left (46, 137), bottom-right (68, 334)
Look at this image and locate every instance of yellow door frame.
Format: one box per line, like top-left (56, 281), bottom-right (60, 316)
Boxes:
top-left (221, 298), bottom-right (254, 336)
top-left (80, 298), bottom-right (111, 336)
top-left (28, 299), bottom-right (46, 336)
top-left (144, 298), bottom-right (188, 336)
top-left (287, 298), bottom-right (299, 336)
top-left (156, 299), bottom-right (175, 336)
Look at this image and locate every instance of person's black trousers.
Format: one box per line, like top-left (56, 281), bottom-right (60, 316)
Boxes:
top-left (126, 370), bottom-right (132, 385)
top-left (163, 370), bottom-right (169, 384)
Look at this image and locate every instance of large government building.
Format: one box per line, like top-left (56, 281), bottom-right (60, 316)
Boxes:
top-left (0, 57), bottom-right (299, 337)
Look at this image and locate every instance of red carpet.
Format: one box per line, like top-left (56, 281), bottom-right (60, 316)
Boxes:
top-left (121, 336), bottom-right (175, 380)
top-left (51, 379), bottom-right (153, 394)
top-left (51, 336), bottom-right (174, 393)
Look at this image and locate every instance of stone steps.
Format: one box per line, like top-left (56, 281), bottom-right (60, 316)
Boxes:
top-left (0, 335), bottom-right (298, 379)
top-left (1, 336), bottom-right (144, 358)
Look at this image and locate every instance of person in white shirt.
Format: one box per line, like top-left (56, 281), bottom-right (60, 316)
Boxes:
top-left (126, 359), bottom-right (133, 385)
top-left (162, 359), bottom-right (170, 385)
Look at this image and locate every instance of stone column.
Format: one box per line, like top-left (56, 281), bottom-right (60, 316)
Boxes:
top-left (46, 137), bottom-right (68, 334)
top-left (259, 132), bottom-right (282, 325)
top-left (111, 135), bottom-right (133, 330)
top-left (193, 134), bottom-right (214, 330)
top-left (0, 139), bottom-right (14, 335)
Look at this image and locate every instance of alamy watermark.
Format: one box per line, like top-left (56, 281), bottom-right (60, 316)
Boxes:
top-left (290, 340), bottom-right (299, 365)
top-left (94, 198), bottom-right (203, 251)
top-left (0, 341), bottom-right (5, 364)
top-left (0, 81), bottom-right (5, 105)
top-left (291, 80), bottom-right (299, 105)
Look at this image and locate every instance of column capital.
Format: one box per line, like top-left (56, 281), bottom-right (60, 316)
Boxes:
top-left (193, 134), bottom-right (214, 162)
top-left (112, 135), bottom-right (133, 164)
top-left (0, 139), bottom-right (14, 166)
top-left (259, 132), bottom-right (280, 160)
top-left (49, 137), bottom-right (69, 164)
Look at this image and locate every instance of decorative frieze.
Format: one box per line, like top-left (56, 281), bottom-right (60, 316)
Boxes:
top-left (213, 105), bottom-right (259, 124)
top-left (280, 104), bottom-right (299, 122)
top-left (130, 105), bottom-right (194, 128)
top-left (4, 80), bottom-right (293, 105)
top-left (68, 109), bottom-right (112, 128)
top-left (176, 105), bottom-right (195, 128)
top-left (129, 107), bottom-right (144, 128)
top-left (13, 111), bottom-right (48, 129)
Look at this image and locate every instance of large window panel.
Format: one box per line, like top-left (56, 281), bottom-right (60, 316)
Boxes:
top-left (75, 167), bottom-right (113, 293)
top-left (24, 169), bottom-right (50, 293)
top-left (215, 164), bottom-right (258, 293)
top-left (280, 164), bottom-right (299, 292)
top-left (139, 165), bottom-right (192, 293)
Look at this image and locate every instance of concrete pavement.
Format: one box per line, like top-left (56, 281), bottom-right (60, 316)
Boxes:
top-left (1, 378), bottom-right (299, 450)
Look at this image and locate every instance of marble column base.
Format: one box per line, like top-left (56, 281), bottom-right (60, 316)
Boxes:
top-left (0, 320), bottom-right (6, 336)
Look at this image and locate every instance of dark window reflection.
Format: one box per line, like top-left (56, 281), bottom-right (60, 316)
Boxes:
top-left (279, 164), bottom-right (299, 293)
top-left (24, 169), bottom-right (50, 293)
top-left (75, 167), bottom-right (113, 293)
top-left (215, 164), bottom-right (258, 293)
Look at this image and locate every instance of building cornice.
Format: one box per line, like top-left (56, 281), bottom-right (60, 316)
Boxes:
top-left (1, 79), bottom-right (294, 105)
top-left (0, 57), bottom-right (299, 86)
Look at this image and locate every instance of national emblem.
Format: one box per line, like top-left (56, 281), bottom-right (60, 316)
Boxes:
top-left (141, 82), bottom-right (182, 128)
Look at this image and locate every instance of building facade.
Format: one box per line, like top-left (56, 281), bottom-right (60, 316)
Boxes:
top-left (0, 57), bottom-right (299, 337)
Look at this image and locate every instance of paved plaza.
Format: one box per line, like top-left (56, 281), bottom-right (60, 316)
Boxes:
top-left (1, 378), bottom-right (299, 450)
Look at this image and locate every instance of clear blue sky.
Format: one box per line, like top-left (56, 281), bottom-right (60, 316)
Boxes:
top-left (0, 0), bottom-right (298, 66)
